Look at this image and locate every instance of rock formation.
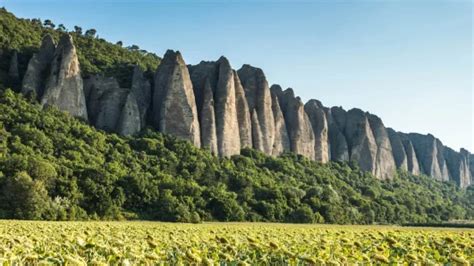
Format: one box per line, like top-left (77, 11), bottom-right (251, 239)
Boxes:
top-left (84, 75), bottom-right (121, 125)
top-left (153, 50), bottom-right (200, 147)
top-left (270, 89), bottom-right (290, 155)
top-left (444, 148), bottom-right (472, 188)
top-left (326, 107), bottom-right (350, 161)
top-left (273, 88), bottom-right (315, 159)
top-left (233, 70), bottom-right (252, 149)
top-left (84, 67), bottom-right (150, 136)
top-left (188, 57), bottom-right (240, 157)
top-left (470, 154), bottom-right (474, 184)
top-left (40, 34), bottom-right (87, 120)
top-left (95, 88), bottom-right (128, 132)
top-left (214, 57), bottom-right (240, 157)
top-left (251, 109), bottom-right (264, 152)
top-left (199, 78), bottom-right (218, 154)
top-left (237, 65), bottom-right (275, 154)
top-left (367, 114), bottom-right (397, 179)
top-left (398, 133), bottom-right (421, 175)
top-left (117, 92), bottom-right (141, 136)
top-left (387, 128), bottom-right (408, 171)
top-left (130, 66), bottom-right (151, 128)
top-left (344, 109), bottom-right (377, 174)
top-left (22, 35), bottom-right (56, 98)
top-left (8, 50), bottom-right (19, 81)
top-left (408, 134), bottom-right (450, 181)
top-left (15, 35), bottom-right (473, 186)
top-left (305, 100), bottom-right (330, 163)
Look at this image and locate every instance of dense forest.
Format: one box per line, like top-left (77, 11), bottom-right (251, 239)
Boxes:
top-left (0, 89), bottom-right (472, 223)
top-left (0, 7), bottom-right (473, 224)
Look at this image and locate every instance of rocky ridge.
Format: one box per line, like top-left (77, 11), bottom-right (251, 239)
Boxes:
top-left (9, 34), bottom-right (473, 187)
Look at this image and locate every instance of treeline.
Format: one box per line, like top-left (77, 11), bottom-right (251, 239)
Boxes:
top-left (0, 89), bottom-right (472, 224)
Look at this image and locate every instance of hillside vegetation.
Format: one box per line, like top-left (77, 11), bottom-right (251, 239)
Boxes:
top-left (0, 89), bottom-right (472, 223)
top-left (0, 7), bottom-right (160, 88)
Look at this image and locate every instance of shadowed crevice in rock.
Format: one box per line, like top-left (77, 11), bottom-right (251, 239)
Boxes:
top-left (326, 107), bottom-right (350, 162)
top-left (8, 50), bottom-right (20, 81)
top-left (387, 128), bottom-right (408, 171)
top-left (130, 65), bottom-right (152, 130)
top-left (22, 35), bottom-right (56, 98)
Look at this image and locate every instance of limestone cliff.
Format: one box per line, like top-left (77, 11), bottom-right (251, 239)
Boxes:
top-left (237, 65), bottom-right (275, 154)
top-left (326, 107), bottom-right (350, 161)
top-left (274, 88), bottom-right (315, 160)
top-left (305, 100), bottom-right (330, 163)
top-left (22, 35), bottom-right (56, 98)
top-left (387, 128), bottom-right (408, 171)
top-left (444, 148), bottom-right (472, 188)
top-left (15, 36), bottom-right (472, 186)
top-left (344, 109), bottom-right (377, 175)
top-left (8, 50), bottom-right (19, 81)
top-left (41, 34), bottom-right (88, 120)
top-left (199, 78), bottom-right (218, 154)
top-left (367, 114), bottom-right (397, 179)
top-left (153, 50), bottom-right (200, 147)
top-left (408, 133), bottom-right (449, 181)
top-left (130, 66), bottom-right (152, 129)
top-left (270, 88), bottom-right (290, 155)
top-left (233, 70), bottom-right (252, 149)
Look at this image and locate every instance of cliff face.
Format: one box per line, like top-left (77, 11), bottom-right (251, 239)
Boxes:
top-left (270, 87), bottom-right (290, 155)
top-left (22, 35), bottom-right (56, 98)
top-left (274, 88), bottom-right (315, 160)
top-left (326, 107), bottom-right (350, 162)
top-left (40, 35), bottom-right (88, 120)
top-left (237, 65), bottom-right (275, 155)
top-left (367, 114), bottom-right (397, 180)
top-left (153, 50), bottom-right (200, 147)
top-left (16, 35), bottom-right (472, 187)
top-left (188, 57), bottom-right (240, 157)
top-left (305, 100), bottom-right (329, 163)
top-left (408, 133), bottom-right (450, 182)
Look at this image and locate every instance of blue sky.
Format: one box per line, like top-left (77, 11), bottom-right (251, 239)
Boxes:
top-left (3, 0), bottom-right (473, 151)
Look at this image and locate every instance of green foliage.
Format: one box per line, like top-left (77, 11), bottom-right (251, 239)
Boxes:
top-left (0, 8), bottom-right (160, 87)
top-left (0, 89), bottom-right (472, 223)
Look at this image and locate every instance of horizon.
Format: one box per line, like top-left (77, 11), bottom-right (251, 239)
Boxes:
top-left (2, 0), bottom-right (472, 151)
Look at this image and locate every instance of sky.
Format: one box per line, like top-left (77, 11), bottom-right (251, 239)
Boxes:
top-left (2, 0), bottom-right (473, 151)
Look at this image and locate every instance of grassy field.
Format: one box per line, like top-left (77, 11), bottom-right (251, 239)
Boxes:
top-left (0, 221), bottom-right (472, 265)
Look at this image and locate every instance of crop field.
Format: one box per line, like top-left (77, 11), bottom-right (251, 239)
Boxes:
top-left (0, 221), bottom-right (472, 265)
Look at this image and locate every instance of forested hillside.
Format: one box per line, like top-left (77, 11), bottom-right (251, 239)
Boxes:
top-left (0, 7), bottom-right (160, 88)
top-left (0, 89), bottom-right (472, 223)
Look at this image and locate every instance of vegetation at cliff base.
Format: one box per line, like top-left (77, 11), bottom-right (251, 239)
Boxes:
top-left (0, 89), bottom-right (472, 223)
top-left (0, 221), bottom-right (472, 265)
